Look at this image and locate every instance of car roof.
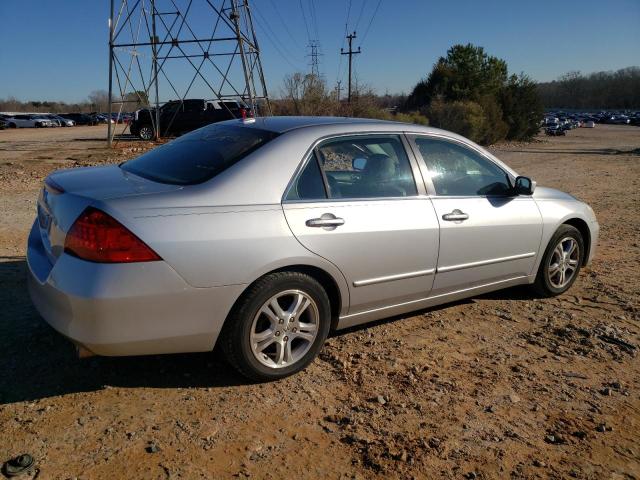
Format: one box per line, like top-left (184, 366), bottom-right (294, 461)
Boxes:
top-left (224, 115), bottom-right (406, 134)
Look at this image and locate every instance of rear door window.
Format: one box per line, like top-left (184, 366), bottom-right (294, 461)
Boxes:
top-left (316, 135), bottom-right (417, 199)
top-left (121, 124), bottom-right (278, 185)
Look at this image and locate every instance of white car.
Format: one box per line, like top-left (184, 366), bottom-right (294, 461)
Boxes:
top-left (6, 114), bottom-right (55, 128)
top-left (45, 115), bottom-right (75, 127)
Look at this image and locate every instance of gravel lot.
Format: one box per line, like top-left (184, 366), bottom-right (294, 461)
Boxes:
top-left (0, 124), bottom-right (639, 479)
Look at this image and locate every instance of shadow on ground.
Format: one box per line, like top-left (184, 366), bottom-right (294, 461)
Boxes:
top-left (0, 257), bottom-right (536, 405)
top-left (0, 258), bottom-right (248, 405)
top-left (497, 147), bottom-right (640, 156)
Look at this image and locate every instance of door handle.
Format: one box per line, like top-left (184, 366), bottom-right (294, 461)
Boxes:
top-left (442, 209), bottom-right (469, 222)
top-left (306, 214), bottom-right (345, 228)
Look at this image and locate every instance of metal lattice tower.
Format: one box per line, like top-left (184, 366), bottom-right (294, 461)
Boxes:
top-left (306, 40), bottom-right (322, 78)
top-left (107, 0), bottom-right (271, 146)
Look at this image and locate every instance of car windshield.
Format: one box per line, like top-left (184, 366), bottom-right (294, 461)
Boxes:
top-left (121, 124), bottom-right (278, 185)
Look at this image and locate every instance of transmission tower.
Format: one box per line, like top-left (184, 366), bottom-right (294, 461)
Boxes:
top-left (107, 0), bottom-right (271, 146)
top-left (306, 40), bottom-right (322, 78)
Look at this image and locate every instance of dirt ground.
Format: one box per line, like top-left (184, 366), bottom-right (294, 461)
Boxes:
top-left (0, 124), bottom-right (639, 479)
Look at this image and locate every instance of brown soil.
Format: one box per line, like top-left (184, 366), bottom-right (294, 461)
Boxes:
top-left (0, 124), bottom-right (639, 479)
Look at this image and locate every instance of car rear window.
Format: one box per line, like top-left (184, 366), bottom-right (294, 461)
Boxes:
top-left (121, 124), bottom-right (278, 185)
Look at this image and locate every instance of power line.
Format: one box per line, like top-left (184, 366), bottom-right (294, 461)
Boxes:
top-left (298, 0), bottom-right (311, 43)
top-left (359, 0), bottom-right (382, 46)
top-left (336, 0), bottom-right (352, 83)
top-left (252, 3), bottom-right (302, 63)
top-left (252, 10), bottom-right (303, 72)
top-left (308, 0), bottom-right (320, 42)
top-left (353, 0), bottom-right (367, 32)
top-left (268, 0), bottom-right (299, 47)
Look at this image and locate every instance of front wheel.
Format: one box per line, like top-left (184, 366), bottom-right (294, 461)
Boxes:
top-left (532, 224), bottom-right (584, 297)
top-left (220, 272), bottom-right (331, 381)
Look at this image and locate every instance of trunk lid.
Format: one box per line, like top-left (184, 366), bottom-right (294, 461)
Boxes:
top-left (36, 165), bottom-right (181, 264)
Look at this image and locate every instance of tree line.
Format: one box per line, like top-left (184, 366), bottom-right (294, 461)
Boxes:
top-left (0, 90), bottom-right (149, 114)
top-left (536, 67), bottom-right (640, 110)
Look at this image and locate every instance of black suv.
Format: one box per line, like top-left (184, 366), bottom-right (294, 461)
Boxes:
top-left (129, 99), bottom-right (248, 140)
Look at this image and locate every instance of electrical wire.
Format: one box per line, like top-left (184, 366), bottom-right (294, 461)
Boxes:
top-left (252, 9), bottom-right (303, 72)
top-left (336, 0), bottom-right (352, 83)
top-left (298, 0), bottom-right (312, 43)
top-left (359, 0), bottom-right (382, 47)
top-left (268, 0), bottom-right (299, 47)
top-left (252, 2), bottom-right (303, 62)
top-left (353, 0), bottom-right (367, 32)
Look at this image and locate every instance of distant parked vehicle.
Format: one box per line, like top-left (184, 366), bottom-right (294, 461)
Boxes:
top-left (90, 113), bottom-right (114, 125)
top-left (583, 121), bottom-right (595, 128)
top-left (0, 118), bottom-right (7, 130)
top-left (5, 114), bottom-right (55, 128)
top-left (44, 114), bottom-right (75, 127)
top-left (59, 113), bottom-right (95, 126)
top-left (129, 99), bottom-right (249, 140)
top-left (545, 123), bottom-right (566, 136)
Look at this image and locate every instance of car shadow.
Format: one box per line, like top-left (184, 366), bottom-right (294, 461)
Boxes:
top-left (1, 257), bottom-right (538, 405)
top-left (0, 258), bottom-right (248, 405)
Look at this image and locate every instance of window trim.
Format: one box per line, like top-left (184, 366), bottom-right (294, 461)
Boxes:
top-left (406, 133), bottom-right (516, 198)
top-left (282, 132), bottom-right (426, 204)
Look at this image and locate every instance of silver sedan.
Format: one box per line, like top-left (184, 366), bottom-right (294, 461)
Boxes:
top-left (27, 116), bottom-right (599, 380)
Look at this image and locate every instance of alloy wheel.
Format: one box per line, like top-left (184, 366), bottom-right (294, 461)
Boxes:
top-left (249, 289), bottom-right (319, 369)
top-left (547, 237), bottom-right (580, 289)
top-left (139, 126), bottom-right (154, 140)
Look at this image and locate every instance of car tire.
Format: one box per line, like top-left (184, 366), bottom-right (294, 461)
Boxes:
top-left (220, 272), bottom-right (331, 381)
top-left (8, 123), bottom-right (16, 129)
top-left (138, 124), bottom-right (154, 140)
top-left (532, 224), bottom-right (584, 297)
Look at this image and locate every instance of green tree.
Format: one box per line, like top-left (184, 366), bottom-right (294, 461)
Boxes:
top-left (500, 74), bottom-right (543, 141)
top-left (406, 43), bottom-right (507, 109)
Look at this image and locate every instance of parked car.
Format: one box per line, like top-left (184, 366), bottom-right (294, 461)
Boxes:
top-left (5, 114), bottom-right (55, 128)
top-left (44, 114), bottom-right (75, 127)
top-left (27, 117), bottom-right (599, 380)
top-left (0, 118), bottom-right (7, 130)
top-left (545, 123), bottom-right (566, 136)
top-left (59, 113), bottom-right (95, 126)
top-left (129, 99), bottom-right (249, 140)
top-left (582, 121), bottom-right (596, 128)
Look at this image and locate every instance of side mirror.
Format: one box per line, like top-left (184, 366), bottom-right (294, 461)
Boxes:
top-left (514, 176), bottom-right (535, 195)
top-left (352, 157), bottom-right (367, 171)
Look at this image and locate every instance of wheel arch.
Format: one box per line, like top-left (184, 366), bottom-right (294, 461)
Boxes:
top-left (562, 217), bottom-right (591, 264)
top-left (227, 264), bottom-right (345, 332)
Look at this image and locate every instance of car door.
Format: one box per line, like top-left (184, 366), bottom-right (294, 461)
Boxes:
top-left (283, 133), bottom-right (440, 315)
top-left (408, 134), bottom-right (543, 296)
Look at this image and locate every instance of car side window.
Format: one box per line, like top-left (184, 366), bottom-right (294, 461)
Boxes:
top-left (314, 135), bottom-right (417, 199)
top-left (285, 153), bottom-right (327, 201)
top-left (414, 137), bottom-right (511, 196)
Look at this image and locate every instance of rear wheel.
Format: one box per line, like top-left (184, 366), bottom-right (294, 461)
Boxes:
top-left (8, 123), bottom-right (16, 129)
top-left (220, 272), bottom-right (331, 381)
top-left (533, 224), bottom-right (584, 297)
top-left (138, 124), bottom-right (154, 140)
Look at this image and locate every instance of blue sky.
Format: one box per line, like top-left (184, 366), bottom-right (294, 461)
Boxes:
top-left (0, 0), bottom-right (638, 103)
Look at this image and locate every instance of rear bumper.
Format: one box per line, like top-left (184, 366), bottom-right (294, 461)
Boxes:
top-left (27, 221), bottom-right (244, 356)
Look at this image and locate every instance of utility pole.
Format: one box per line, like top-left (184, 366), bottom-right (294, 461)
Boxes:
top-left (340, 31), bottom-right (360, 103)
top-left (335, 80), bottom-right (342, 102)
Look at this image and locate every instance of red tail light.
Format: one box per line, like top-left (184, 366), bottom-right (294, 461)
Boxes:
top-left (64, 207), bottom-right (161, 263)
